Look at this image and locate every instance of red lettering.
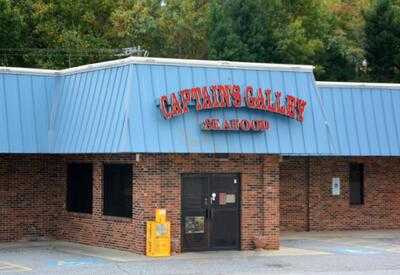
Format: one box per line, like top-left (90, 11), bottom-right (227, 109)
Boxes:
top-left (230, 119), bottom-right (240, 130)
top-left (231, 85), bottom-right (241, 108)
top-left (210, 85), bottom-right (222, 108)
top-left (256, 88), bottom-right (267, 110)
top-left (239, 119), bottom-right (251, 131)
top-left (179, 89), bottom-right (191, 114)
top-left (265, 89), bottom-right (275, 112)
top-left (191, 87), bottom-right (203, 111)
top-left (160, 84), bottom-right (306, 125)
top-left (201, 87), bottom-right (212, 109)
top-left (256, 120), bottom-right (269, 131)
top-left (296, 99), bottom-right (307, 123)
top-left (202, 118), bottom-right (269, 131)
top-left (223, 120), bottom-right (231, 130)
top-left (171, 93), bottom-right (183, 117)
top-left (211, 118), bottom-right (221, 130)
top-left (249, 120), bottom-right (257, 131)
top-left (245, 86), bottom-right (256, 108)
top-left (286, 95), bottom-right (297, 118)
top-left (202, 118), bottom-right (220, 130)
top-left (159, 95), bottom-right (172, 119)
top-left (274, 91), bottom-right (286, 114)
top-left (219, 85), bottom-right (231, 108)
top-left (202, 118), bottom-right (221, 130)
top-left (249, 120), bottom-right (269, 131)
top-left (202, 118), bottom-right (212, 130)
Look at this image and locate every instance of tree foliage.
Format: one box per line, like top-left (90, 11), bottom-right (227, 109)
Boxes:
top-left (157, 0), bottom-right (209, 59)
top-left (0, 0), bottom-right (399, 82)
top-left (207, 0), bottom-right (365, 81)
top-left (208, 0), bottom-right (280, 62)
top-left (364, 0), bottom-right (400, 81)
top-left (0, 0), bottom-right (25, 66)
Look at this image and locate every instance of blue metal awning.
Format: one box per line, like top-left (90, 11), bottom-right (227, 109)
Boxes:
top-left (0, 57), bottom-right (399, 156)
top-left (317, 82), bottom-right (400, 156)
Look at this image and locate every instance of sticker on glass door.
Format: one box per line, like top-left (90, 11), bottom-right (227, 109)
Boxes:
top-left (185, 216), bottom-right (205, 234)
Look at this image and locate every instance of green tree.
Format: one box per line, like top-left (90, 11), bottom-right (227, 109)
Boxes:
top-left (364, 0), bottom-right (400, 81)
top-left (106, 0), bottom-right (162, 57)
top-left (157, 0), bottom-right (209, 59)
top-left (7, 0), bottom-right (118, 68)
top-left (208, 0), bottom-right (280, 62)
top-left (272, 0), bottom-right (363, 80)
top-left (324, 0), bottom-right (370, 44)
top-left (317, 36), bottom-right (362, 81)
top-left (6, 0), bottom-right (162, 69)
top-left (319, 0), bottom-right (370, 81)
top-left (207, 0), bottom-right (363, 81)
top-left (7, 0), bottom-right (209, 68)
top-left (2, 0), bottom-right (395, 83)
top-left (0, 0), bottom-right (25, 66)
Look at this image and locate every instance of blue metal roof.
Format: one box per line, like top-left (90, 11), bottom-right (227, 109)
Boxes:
top-left (0, 72), bottom-right (56, 153)
top-left (126, 64), bottom-right (331, 155)
top-left (0, 57), bottom-right (399, 156)
top-left (50, 65), bottom-right (132, 153)
top-left (317, 82), bottom-right (400, 156)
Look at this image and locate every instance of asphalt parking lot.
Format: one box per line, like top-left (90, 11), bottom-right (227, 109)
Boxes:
top-left (1, 230), bottom-right (400, 275)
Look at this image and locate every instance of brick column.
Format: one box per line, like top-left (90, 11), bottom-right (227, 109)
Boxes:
top-left (92, 162), bottom-right (103, 219)
top-left (132, 155), bottom-right (163, 253)
top-left (262, 155), bottom-right (280, 249)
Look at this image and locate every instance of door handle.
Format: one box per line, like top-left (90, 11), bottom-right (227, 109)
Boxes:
top-left (205, 209), bottom-right (212, 220)
top-left (211, 192), bottom-right (216, 204)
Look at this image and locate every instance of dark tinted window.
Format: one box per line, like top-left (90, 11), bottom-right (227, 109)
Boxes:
top-left (103, 164), bottom-right (132, 218)
top-left (349, 163), bottom-right (364, 205)
top-left (67, 163), bottom-right (93, 214)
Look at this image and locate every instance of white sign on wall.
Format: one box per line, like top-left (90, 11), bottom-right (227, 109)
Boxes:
top-left (332, 177), bottom-right (341, 196)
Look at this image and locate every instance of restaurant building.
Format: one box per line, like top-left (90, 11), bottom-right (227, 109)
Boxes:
top-left (0, 57), bottom-right (399, 254)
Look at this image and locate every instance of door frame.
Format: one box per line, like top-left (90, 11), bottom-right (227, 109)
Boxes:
top-left (180, 173), bottom-right (241, 252)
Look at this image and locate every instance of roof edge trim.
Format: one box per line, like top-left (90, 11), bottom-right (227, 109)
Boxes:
top-left (0, 67), bottom-right (59, 76)
top-left (0, 56), bottom-right (314, 76)
top-left (117, 57), bottom-right (314, 72)
top-left (317, 81), bottom-right (400, 90)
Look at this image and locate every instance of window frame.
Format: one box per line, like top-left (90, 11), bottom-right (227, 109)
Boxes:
top-left (349, 163), bottom-right (364, 206)
top-left (66, 162), bottom-right (93, 214)
top-left (102, 163), bottom-right (133, 218)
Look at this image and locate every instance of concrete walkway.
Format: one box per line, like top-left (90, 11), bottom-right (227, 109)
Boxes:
top-left (0, 230), bottom-right (400, 274)
top-left (282, 229), bottom-right (400, 240)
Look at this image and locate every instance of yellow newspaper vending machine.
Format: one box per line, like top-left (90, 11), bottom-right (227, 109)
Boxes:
top-left (146, 209), bottom-right (171, 257)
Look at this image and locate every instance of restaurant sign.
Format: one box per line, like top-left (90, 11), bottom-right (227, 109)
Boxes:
top-left (158, 84), bottom-right (307, 132)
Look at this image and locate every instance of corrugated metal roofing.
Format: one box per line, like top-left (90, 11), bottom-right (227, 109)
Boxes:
top-left (317, 82), bottom-right (400, 156)
top-left (0, 73), bottom-right (56, 153)
top-left (127, 64), bottom-right (331, 155)
top-left (0, 57), bottom-right (399, 156)
top-left (50, 65), bottom-right (131, 153)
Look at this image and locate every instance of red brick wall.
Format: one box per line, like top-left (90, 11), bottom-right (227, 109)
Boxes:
top-left (279, 157), bottom-right (309, 231)
top-left (0, 154), bottom-right (280, 254)
top-left (5, 154), bottom-right (399, 254)
top-left (308, 157), bottom-right (400, 230)
top-left (280, 157), bottom-right (400, 231)
top-left (0, 156), bottom-right (63, 241)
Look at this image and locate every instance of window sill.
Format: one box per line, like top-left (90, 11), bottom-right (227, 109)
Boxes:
top-left (102, 215), bottom-right (132, 223)
top-left (66, 211), bottom-right (93, 219)
top-left (349, 204), bottom-right (364, 208)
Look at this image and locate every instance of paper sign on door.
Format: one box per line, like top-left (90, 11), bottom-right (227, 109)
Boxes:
top-left (219, 193), bottom-right (235, 204)
top-left (219, 193), bottom-right (226, 205)
top-left (226, 194), bottom-right (236, 203)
